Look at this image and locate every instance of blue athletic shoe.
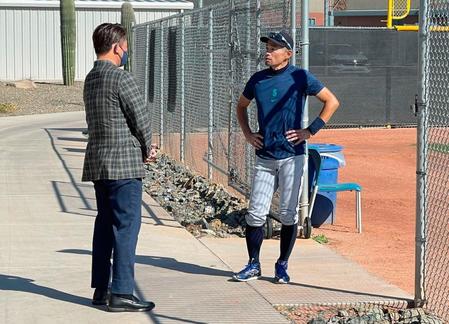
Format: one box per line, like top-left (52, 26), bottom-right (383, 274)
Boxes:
top-left (274, 260), bottom-right (290, 284)
top-left (232, 261), bottom-right (261, 281)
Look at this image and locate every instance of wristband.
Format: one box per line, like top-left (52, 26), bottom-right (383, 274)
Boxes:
top-left (307, 117), bottom-right (325, 135)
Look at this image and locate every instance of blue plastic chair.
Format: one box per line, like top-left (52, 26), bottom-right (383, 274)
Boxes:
top-left (308, 148), bottom-right (362, 233)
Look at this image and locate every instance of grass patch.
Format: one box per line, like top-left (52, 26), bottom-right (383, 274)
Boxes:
top-left (0, 103), bottom-right (17, 113)
top-left (312, 234), bottom-right (329, 244)
top-left (429, 143), bottom-right (449, 154)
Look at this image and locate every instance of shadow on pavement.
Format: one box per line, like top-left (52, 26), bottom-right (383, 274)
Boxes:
top-left (45, 128), bottom-right (93, 214)
top-left (257, 276), bottom-right (412, 305)
top-left (58, 249), bottom-right (233, 277)
top-left (57, 136), bottom-right (88, 143)
top-left (46, 128), bottom-right (179, 227)
top-left (63, 147), bottom-right (86, 154)
top-left (0, 274), bottom-right (92, 307)
top-left (146, 313), bottom-right (207, 324)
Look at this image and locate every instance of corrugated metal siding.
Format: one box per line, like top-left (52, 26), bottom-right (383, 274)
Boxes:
top-left (77, 9), bottom-right (176, 80)
top-left (0, 7), bottom-right (180, 82)
top-left (0, 7), bottom-right (61, 81)
top-left (76, 9), bottom-right (121, 80)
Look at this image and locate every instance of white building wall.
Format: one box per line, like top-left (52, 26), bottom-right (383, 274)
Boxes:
top-left (0, 6), bottom-right (181, 82)
top-left (0, 7), bottom-right (62, 81)
top-left (76, 8), bottom-right (175, 81)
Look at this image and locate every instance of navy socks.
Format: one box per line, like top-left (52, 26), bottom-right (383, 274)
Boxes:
top-left (245, 224), bottom-right (264, 263)
top-left (279, 224), bottom-right (297, 262)
top-left (246, 223), bottom-right (297, 264)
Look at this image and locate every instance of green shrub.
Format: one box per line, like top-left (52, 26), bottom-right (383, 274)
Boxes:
top-left (312, 234), bottom-right (329, 244)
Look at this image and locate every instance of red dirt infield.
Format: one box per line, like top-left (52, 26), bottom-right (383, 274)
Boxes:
top-left (310, 127), bottom-right (416, 295)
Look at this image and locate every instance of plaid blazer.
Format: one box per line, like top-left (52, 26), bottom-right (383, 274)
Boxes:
top-left (82, 60), bottom-right (152, 181)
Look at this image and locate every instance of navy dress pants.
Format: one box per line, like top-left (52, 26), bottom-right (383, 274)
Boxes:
top-left (91, 178), bottom-right (142, 294)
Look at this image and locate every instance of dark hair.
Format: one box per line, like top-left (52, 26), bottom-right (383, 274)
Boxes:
top-left (92, 23), bottom-right (126, 55)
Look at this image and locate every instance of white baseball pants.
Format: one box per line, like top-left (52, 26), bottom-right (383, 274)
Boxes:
top-left (246, 155), bottom-right (306, 227)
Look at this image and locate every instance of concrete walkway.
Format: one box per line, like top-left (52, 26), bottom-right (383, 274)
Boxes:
top-left (0, 112), bottom-right (412, 324)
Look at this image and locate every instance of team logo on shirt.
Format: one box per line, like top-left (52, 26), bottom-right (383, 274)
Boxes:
top-left (270, 88), bottom-right (278, 103)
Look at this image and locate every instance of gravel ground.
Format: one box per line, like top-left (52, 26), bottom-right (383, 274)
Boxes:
top-left (143, 154), bottom-right (250, 238)
top-left (0, 81), bottom-right (84, 116)
top-left (276, 305), bottom-right (443, 324)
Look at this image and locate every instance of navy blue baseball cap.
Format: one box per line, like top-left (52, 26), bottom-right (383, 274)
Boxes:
top-left (260, 30), bottom-right (294, 50)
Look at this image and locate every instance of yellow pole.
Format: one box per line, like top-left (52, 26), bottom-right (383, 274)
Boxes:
top-left (387, 0), bottom-right (393, 28)
top-left (395, 25), bottom-right (449, 32)
top-left (395, 25), bottom-right (419, 31)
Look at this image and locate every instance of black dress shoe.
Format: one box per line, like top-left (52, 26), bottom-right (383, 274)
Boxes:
top-left (107, 294), bottom-right (155, 312)
top-left (92, 288), bottom-right (109, 305)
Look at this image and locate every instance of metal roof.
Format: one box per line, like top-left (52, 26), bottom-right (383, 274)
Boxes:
top-left (0, 0), bottom-right (194, 10)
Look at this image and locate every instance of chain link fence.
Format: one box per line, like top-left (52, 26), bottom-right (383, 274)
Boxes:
top-left (133, 0), bottom-right (296, 195)
top-left (133, 3), bottom-right (419, 194)
top-left (417, 1), bottom-right (449, 321)
top-left (229, 0), bottom-right (293, 194)
top-left (133, 1), bottom-right (448, 318)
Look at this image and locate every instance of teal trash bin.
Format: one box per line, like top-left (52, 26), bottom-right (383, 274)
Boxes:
top-left (308, 143), bottom-right (344, 227)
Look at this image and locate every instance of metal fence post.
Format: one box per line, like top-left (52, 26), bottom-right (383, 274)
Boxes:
top-left (283, 0), bottom-right (289, 28)
top-left (324, 0), bottom-right (329, 27)
top-left (227, 0), bottom-right (234, 184)
top-left (299, 0), bottom-right (310, 227)
top-left (160, 21), bottom-right (164, 150)
top-left (291, 0), bottom-right (297, 64)
top-left (328, 1), bottom-right (334, 26)
top-left (208, 8), bottom-right (214, 181)
top-left (144, 25), bottom-right (150, 102)
top-left (415, 0), bottom-right (428, 308)
top-left (244, 0), bottom-right (252, 186)
top-left (180, 15), bottom-right (186, 162)
top-left (256, 0), bottom-right (261, 71)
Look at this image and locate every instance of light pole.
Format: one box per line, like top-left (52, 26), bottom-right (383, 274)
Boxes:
top-left (324, 0), bottom-right (329, 26)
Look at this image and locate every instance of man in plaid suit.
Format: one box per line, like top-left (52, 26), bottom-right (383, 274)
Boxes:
top-left (82, 23), bottom-right (155, 312)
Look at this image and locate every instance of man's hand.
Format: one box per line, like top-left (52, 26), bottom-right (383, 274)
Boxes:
top-left (244, 132), bottom-right (264, 149)
top-left (144, 144), bottom-right (159, 163)
top-left (285, 129), bottom-right (312, 145)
